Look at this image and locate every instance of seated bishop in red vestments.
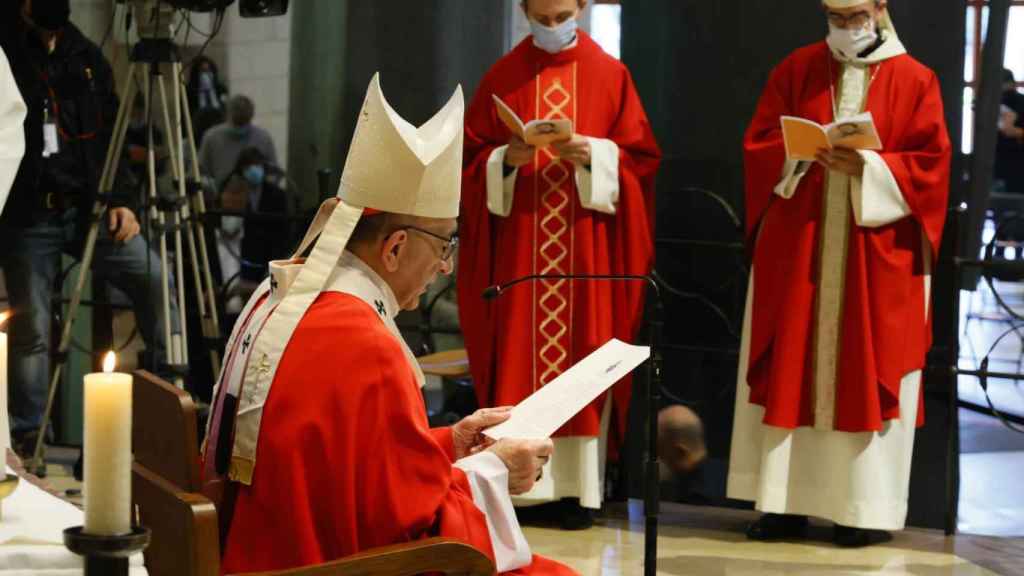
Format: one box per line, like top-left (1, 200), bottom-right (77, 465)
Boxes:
top-left (202, 74), bottom-right (578, 575)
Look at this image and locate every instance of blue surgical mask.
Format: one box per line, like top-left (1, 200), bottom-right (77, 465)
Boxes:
top-left (530, 16), bottom-right (578, 54)
top-left (242, 164), bottom-right (265, 186)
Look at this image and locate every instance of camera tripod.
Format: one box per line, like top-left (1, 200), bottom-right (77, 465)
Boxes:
top-left (25, 37), bottom-right (223, 472)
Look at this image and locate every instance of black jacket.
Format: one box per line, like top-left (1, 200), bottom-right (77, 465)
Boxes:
top-left (1, 23), bottom-right (128, 233)
top-left (996, 90), bottom-right (1024, 193)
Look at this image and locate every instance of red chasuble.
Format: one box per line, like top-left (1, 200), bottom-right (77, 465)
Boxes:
top-left (743, 41), bottom-right (950, 432)
top-left (459, 32), bottom-right (660, 449)
top-left (216, 293), bottom-right (574, 575)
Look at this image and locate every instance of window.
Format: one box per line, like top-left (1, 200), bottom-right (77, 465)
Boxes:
top-left (590, 1), bottom-right (622, 59)
top-left (963, 1), bottom-right (1024, 153)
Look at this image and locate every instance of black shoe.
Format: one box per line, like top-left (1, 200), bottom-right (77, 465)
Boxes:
top-left (746, 513), bottom-right (809, 541)
top-left (833, 524), bottom-right (892, 547)
top-left (73, 451), bottom-right (83, 481)
top-left (558, 498), bottom-right (595, 531)
top-left (515, 500), bottom-right (563, 526)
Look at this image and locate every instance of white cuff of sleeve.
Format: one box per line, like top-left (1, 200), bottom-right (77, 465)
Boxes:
top-left (487, 145), bottom-right (517, 217)
top-left (454, 451), bottom-right (532, 572)
top-left (774, 159), bottom-right (811, 199)
top-left (851, 150), bottom-right (912, 228)
top-left (576, 137), bottom-right (620, 215)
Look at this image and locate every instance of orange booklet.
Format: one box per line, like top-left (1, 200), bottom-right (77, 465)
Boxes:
top-left (781, 112), bottom-right (882, 161)
top-left (493, 94), bottom-right (573, 148)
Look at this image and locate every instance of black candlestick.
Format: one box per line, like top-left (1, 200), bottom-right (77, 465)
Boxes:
top-left (64, 526), bottom-right (150, 576)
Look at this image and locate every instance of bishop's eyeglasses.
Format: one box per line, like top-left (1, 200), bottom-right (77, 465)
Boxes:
top-left (402, 226), bottom-right (459, 262)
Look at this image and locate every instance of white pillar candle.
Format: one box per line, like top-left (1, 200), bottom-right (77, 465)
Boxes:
top-left (83, 351), bottom-right (132, 535)
top-left (1, 312), bottom-right (9, 461)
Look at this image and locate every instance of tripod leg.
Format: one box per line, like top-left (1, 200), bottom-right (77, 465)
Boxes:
top-left (157, 74), bottom-right (190, 381)
top-left (142, 72), bottom-right (179, 388)
top-left (168, 63), bottom-right (217, 382)
top-left (177, 68), bottom-right (222, 378)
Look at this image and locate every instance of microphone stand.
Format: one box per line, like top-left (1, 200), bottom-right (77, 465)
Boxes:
top-left (483, 273), bottom-right (663, 576)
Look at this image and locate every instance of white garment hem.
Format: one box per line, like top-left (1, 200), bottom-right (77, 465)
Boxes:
top-left (727, 472), bottom-right (910, 531)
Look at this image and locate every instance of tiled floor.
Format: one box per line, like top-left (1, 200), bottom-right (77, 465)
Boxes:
top-left (958, 276), bottom-right (1024, 539)
top-left (523, 502), bottom-right (1023, 575)
top-left (33, 457), bottom-right (1024, 576)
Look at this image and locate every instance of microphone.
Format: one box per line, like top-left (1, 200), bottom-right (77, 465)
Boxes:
top-left (481, 272), bottom-right (664, 576)
top-left (482, 273), bottom-right (660, 301)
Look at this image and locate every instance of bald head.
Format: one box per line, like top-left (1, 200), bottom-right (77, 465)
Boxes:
top-left (657, 405), bottom-right (706, 475)
top-left (228, 95), bottom-right (255, 127)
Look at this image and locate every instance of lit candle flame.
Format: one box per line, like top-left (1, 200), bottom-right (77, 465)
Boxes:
top-left (102, 351), bottom-right (117, 373)
top-left (0, 310), bottom-right (9, 329)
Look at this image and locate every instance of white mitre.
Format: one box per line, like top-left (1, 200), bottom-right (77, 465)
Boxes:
top-left (822, 0), bottom-right (897, 35)
top-left (269, 70), bottom-right (465, 299)
top-left (222, 73), bottom-right (464, 485)
top-left (340, 73), bottom-right (463, 218)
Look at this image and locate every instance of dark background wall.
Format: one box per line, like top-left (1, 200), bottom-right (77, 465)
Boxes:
top-left (622, 1), bottom-right (966, 529)
top-left (288, 0), bottom-right (506, 205)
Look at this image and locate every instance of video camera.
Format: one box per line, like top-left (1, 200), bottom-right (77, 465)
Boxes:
top-left (118, 0), bottom-right (288, 40)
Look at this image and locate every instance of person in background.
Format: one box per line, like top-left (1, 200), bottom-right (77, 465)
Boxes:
top-left (658, 404), bottom-right (707, 478)
top-left (0, 0), bottom-right (176, 472)
top-left (217, 146), bottom-right (290, 309)
top-left (995, 68), bottom-right (1024, 195)
top-left (198, 94), bottom-right (278, 188)
top-left (186, 55), bottom-right (228, 146)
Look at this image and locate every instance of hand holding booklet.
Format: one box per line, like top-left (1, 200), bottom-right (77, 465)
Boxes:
top-left (780, 112), bottom-right (882, 162)
top-left (483, 339), bottom-right (650, 441)
top-left (493, 94), bottom-right (573, 148)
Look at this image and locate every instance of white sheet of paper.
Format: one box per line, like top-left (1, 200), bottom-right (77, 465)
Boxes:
top-left (483, 338), bottom-right (650, 440)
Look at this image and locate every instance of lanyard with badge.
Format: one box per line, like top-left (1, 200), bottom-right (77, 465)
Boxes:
top-left (42, 97), bottom-right (59, 157)
top-left (39, 63), bottom-right (100, 158)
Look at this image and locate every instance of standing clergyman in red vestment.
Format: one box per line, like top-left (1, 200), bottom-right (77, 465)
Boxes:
top-left (728, 0), bottom-right (951, 547)
top-left (459, 0), bottom-right (661, 528)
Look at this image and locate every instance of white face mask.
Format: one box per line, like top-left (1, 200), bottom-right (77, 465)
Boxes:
top-left (530, 15), bottom-right (578, 54)
top-left (827, 19), bottom-right (879, 59)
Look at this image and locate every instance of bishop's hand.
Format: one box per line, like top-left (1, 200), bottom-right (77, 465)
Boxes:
top-left (452, 406), bottom-right (512, 460)
top-left (488, 438), bottom-right (554, 495)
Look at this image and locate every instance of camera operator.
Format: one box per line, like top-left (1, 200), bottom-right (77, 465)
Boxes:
top-left (0, 0), bottom-right (177, 467)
